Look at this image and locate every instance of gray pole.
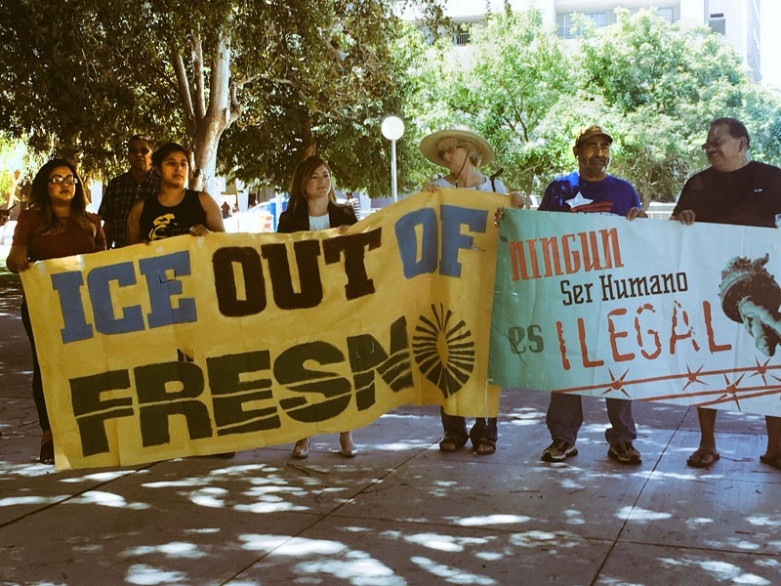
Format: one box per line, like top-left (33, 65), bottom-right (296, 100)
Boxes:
top-left (391, 138), bottom-right (398, 203)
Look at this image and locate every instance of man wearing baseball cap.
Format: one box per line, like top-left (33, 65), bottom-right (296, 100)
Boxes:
top-left (538, 124), bottom-right (647, 465)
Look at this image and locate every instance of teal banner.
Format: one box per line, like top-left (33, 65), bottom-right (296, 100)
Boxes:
top-left (489, 209), bottom-right (781, 417)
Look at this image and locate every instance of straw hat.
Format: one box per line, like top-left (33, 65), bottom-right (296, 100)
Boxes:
top-left (419, 125), bottom-right (494, 167)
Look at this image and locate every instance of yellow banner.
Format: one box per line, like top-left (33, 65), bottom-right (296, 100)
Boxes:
top-left (22, 190), bottom-right (505, 469)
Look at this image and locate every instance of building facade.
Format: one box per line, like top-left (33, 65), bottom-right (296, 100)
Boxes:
top-left (403, 0), bottom-right (763, 82)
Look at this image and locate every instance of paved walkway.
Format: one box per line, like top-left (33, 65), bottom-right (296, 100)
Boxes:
top-left (1, 279), bottom-right (780, 586)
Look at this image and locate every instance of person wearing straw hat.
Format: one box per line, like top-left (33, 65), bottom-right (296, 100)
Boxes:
top-left (419, 125), bottom-right (506, 456)
top-left (419, 125), bottom-right (507, 194)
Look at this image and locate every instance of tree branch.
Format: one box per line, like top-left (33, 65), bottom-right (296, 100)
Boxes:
top-left (172, 51), bottom-right (196, 138)
top-left (207, 28), bottom-right (232, 128)
top-left (191, 33), bottom-right (206, 122)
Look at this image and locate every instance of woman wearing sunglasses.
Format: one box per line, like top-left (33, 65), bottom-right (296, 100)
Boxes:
top-left (6, 159), bottom-right (106, 465)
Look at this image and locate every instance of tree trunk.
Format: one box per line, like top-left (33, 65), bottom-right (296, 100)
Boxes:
top-left (175, 25), bottom-right (240, 197)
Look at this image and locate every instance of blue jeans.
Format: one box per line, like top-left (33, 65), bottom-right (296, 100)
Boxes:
top-left (546, 393), bottom-right (636, 446)
top-left (440, 407), bottom-right (498, 447)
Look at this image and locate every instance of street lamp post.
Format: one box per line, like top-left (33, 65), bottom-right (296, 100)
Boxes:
top-left (381, 116), bottom-right (405, 203)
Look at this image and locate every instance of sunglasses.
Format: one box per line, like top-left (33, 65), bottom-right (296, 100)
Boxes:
top-left (437, 145), bottom-right (464, 159)
top-left (129, 148), bottom-right (151, 155)
top-left (48, 175), bottom-right (79, 185)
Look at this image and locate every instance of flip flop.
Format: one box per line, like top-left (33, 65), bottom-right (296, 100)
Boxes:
top-left (686, 447), bottom-right (720, 469)
top-left (759, 453), bottom-right (781, 471)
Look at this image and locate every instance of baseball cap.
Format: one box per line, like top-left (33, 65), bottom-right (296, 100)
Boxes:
top-left (575, 125), bottom-right (613, 147)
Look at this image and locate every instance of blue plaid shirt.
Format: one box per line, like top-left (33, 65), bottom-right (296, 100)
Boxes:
top-left (98, 169), bottom-right (160, 248)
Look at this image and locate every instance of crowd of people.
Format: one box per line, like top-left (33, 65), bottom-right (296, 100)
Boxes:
top-left (6, 117), bottom-right (781, 473)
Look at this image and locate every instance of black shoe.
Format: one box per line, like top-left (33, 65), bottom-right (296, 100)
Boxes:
top-left (608, 442), bottom-right (642, 465)
top-left (40, 440), bottom-right (55, 465)
top-left (541, 439), bottom-right (577, 462)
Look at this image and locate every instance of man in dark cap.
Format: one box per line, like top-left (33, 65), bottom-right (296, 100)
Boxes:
top-left (538, 125), bottom-right (647, 466)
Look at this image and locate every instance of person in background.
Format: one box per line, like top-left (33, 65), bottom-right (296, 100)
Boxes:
top-left (419, 125), bottom-right (507, 456)
top-left (98, 134), bottom-right (159, 248)
top-left (671, 117), bottom-right (781, 471)
top-left (536, 125), bottom-right (646, 466)
top-left (346, 191), bottom-right (361, 219)
top-left (126, 142), bottom-right (224, 244)
top-left (0, 203), bottom-right (15, 227)
top-left (6, 159), bottom-right (106, 464)
top-left (277, 155), bottom-right (359, 459)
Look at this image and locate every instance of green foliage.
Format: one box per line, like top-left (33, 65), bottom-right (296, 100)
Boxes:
top-left (403, 9), bottom-right (580, 193)
top-left (0, 0), bottom-right (445, 195)
top-left (2, 3), bottom-right (780, 202)
top-left (408, 6), bottom-right (781, 203)
top-left (579, 8), bottom-right (781, 202)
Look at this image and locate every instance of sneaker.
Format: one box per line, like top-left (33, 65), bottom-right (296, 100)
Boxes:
top-left (541, 439), bottom-right (578, 462)
top-left (608, 442), bottom-right (642, 465)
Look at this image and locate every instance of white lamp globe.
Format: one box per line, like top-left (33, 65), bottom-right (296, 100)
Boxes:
top-left (381, 116), bottom-right (405, 141)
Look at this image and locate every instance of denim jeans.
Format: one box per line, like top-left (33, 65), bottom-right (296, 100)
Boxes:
top-left (545, 393), bottom-right (636, 445)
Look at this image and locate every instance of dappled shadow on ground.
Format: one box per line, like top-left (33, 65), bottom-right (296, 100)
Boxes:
top-left (1, 397), bottom-right (781, 585)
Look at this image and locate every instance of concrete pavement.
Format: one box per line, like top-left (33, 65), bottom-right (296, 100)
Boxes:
top-left (1, 278), bottom-right (780, 586)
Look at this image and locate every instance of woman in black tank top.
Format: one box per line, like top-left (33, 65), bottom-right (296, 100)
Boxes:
top-left (126, 142), bottom-right (224, 245)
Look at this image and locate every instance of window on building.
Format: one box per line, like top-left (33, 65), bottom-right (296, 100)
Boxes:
top-left (557, 11), bottom-right (609, 38)
top-left (586, 12), bottom-right (608, 28)
top-left (658, 7), bottom-right (675, 24)
top-left (709, 13), bottom-right (726, 35)
top-left (453, 22), bottom-right (471, 46)
top-left (556, 12), bottom-right (573, 38)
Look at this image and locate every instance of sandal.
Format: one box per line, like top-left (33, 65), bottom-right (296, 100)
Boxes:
top-left (473, 438), bottom-right (496, 456)
top-left (39, 439), bottom-right (55, 465)
top-left (686, 447), bottom-right (720, 469)
top-left (439, 435), bottom-right (464, 453)
top-left (759, 453), bottom-right (781, 471)
top-left (292, 438), bottom-right (310, 459)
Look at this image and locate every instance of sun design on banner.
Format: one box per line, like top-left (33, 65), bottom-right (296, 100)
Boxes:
top-left (412, 304), bottom-right (475, 398)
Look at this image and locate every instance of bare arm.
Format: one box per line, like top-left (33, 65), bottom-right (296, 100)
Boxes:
top-left (192, 192), bottom-right (225, 236)
top-left (6, 245), bottom-right (29, 273)
top-left (125, 200), bottom-right (145, 245)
